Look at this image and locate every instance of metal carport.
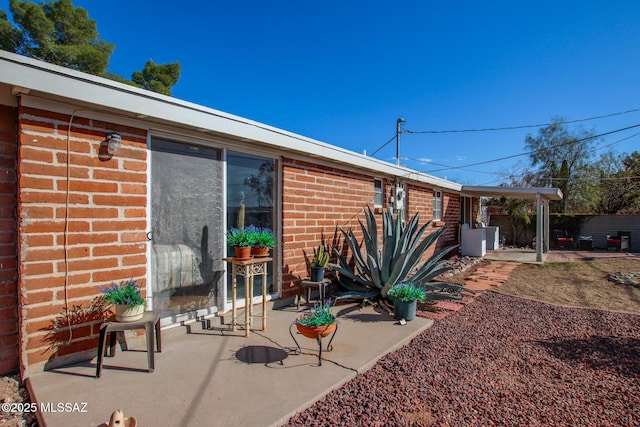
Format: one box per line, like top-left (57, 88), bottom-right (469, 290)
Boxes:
top-left (460, 186), bottom-right (564, 262)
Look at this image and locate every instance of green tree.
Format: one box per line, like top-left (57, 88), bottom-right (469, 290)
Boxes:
top-left (1, 0), bottom-right (181, 95)
top-left (0, 9), bottom-right (23, 51)
top-left (486, 171), bottom-right (537, 245)
top-left (621, 151), bottom-right (640, 211)
top-left (131, 59), bottom-right (181, 96)
top-left (594, 151), bottom-right (640, 213)
top-left (524, 118), bottom-right (599, 213)
top-left (593, 152), bottom-right (627, 214)
top-left (7, 0), bottom-right (114, 74)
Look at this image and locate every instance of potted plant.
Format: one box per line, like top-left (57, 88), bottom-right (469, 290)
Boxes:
top-left (387, 282), bottom-right (426, 321)
top-left (99, 279), bottom-right (146, 322)
top-left (227, 227), bottom-right (254, 259)
top-left (249, 226), bottom-right (275, 257)
top-left (295, 300), bottom-right (336, 339)
top-left (310, 245), bottom-right (329, 282)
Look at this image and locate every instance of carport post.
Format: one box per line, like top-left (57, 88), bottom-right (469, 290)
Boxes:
top-left (536, 192), bottom-right (543, 262)
top-left (543, 199), bottom-right (550, 254)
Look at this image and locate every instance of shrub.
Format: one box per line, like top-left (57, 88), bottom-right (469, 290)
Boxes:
top-left (250, 226), bottom-right (276, 248)
top-left (99, 279), bottom-right (145, 306)
top-left (227, 227), bottom-right (254, 247)
top-left (388, 282), bottom-right (427, 302)
top-left (296, 300), bottom-right (335, 326)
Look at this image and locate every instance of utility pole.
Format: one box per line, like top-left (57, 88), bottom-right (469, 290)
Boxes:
top-left (396, 118), bottom-right (405, 166)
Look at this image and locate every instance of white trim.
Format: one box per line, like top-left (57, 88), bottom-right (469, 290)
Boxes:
top-left (146, 133), bottom-right (153, 312)
top-left (433, 190), bottom-right (443, 221)
top-left (373, 178), bottom-right (384, 208)
top-left (221, 148), bottom-right (229, 308)
top-left (461, 185), bottom-right (563, 201)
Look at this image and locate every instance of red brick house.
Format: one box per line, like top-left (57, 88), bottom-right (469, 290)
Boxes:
top-left (0, 51), bottom-right (476, 377)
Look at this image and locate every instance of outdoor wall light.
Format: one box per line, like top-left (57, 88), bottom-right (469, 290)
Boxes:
top-left (107, 133), bottom-right (122, 155)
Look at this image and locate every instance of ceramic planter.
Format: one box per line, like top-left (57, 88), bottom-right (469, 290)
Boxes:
top-left (115, 304), bottom-right (145, 322)
top-left (296, 322), bottom-right (336, 339)
top-left (393, 299), bottom-right (417, 321)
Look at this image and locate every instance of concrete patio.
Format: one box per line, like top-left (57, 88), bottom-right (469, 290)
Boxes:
top-left (485, 248), bottom-right (639, 263)
top-left (27, 300), bottom-right (433, 427)
top-left (26, 250), bottom-right (638, 426)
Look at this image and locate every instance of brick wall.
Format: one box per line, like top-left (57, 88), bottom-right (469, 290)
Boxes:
top-left (441, 191), bottom-right (461, 246)
top-left (407, 185), bottom-right (460, 251)
top-left (407, 183), bottom-right (438, 258)
top-left (281, 159), bottom-right (376, 297)
top-left (11, 106), bottom-right (465, 372)
top-left (17, 106), bottom-right (148, 373)
top-left (406, 183), bottom-right (432, 217)
top-left (281, 161), bottom-right (461, 297)
top-left (0, 105), bottom-right (18, 375)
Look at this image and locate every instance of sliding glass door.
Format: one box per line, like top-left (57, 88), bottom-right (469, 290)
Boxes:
top-left (226, 152), bottom-right (276, 301)
top-left (150, 138), bottom-right (225, 318)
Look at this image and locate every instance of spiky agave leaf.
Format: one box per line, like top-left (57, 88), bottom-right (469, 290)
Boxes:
top-left (328, 250), bottom-right (372, 291)
top-left (411, 244), bottom-right (459, 284)
top-left (332, 205), bottom-right (470, 302)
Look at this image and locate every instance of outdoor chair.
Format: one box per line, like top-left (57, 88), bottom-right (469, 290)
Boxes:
top-left (553, 230), bottom-right (574, 249)
top-left (606, 231), bottom-right (631, 252)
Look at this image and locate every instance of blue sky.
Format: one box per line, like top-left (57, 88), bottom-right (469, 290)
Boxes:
top-left (3, 1), bottom-right (640, 184)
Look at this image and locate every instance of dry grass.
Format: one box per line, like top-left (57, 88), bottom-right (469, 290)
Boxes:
top-left (497, 257), bottom-right (640, 313)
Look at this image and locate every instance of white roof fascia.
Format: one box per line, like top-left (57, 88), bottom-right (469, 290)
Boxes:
top-left (0, 50), bottom-right (461, 192)
top-left (461, 185), bottom-right (563, 201)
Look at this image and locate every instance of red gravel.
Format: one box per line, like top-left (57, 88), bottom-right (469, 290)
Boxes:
top-left (284, 292), bottom-right (640, 427)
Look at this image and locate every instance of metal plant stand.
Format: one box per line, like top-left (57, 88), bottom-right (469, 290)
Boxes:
top-left (289, 322), bottom-right (338, 366)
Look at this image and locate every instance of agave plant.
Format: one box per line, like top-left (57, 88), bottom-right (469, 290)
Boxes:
top-left (330, 206), bottom-right (466, 300)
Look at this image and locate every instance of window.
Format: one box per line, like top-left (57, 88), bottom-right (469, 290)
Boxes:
top-left (373, 179), bottom-right (383, 207)
top-left (433, 190), bottom-right (442, 221)
top-left (460, 196), bottom-right (472, 225)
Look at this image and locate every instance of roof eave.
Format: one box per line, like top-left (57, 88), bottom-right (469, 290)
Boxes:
top-left (0, 50), bottom-right (461, 191)
top-left (460, 185), bottom-right (563, 200)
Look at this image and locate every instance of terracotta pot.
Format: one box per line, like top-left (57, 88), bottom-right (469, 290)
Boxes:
top-left (296, 322), bottom-right (336, 339)
top-left (233, 246), bottom-right (252, 260)
top-left (115, 304), bottom-right (145, 322)
top-left (251, 247), bottom-right (270, 257)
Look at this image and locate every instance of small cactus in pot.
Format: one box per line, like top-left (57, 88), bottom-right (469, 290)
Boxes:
top-left (310, 245), bottom-right (330, 282)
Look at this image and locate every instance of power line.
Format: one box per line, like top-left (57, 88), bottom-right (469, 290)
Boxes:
top-left (475, 133), bottom-right (640, 186)
top-left (368, 108), bottom-right (639, 163)
top-left (369, 134), bottom-right (396, 157)
top-left (419, 130), bottom-right (640, 177)
top-left (404, 108), bottom-right (640, 135)
top-left (584, 131), bottom-right (640, 156)
top-left (424, 123), bottom-right (640, 173)
top-left (403, 157), bottom-right (499, 175)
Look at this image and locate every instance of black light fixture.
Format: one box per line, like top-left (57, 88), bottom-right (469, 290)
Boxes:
top-left (107, 133), bottom-right (122, 155)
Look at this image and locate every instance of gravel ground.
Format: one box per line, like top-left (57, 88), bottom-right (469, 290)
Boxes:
top-left (285, 291), bottom-right (640, 427)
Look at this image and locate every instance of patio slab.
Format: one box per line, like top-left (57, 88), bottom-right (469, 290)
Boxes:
top-left (27, 301), bottom-right (433, 427)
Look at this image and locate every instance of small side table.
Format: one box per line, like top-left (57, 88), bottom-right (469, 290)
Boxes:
top-left (297, 279), bottom-right (332, 310)
top-left (222, 257), bottom-right (271, 337)
top-left (96, 311), bottom-right (161, 378)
